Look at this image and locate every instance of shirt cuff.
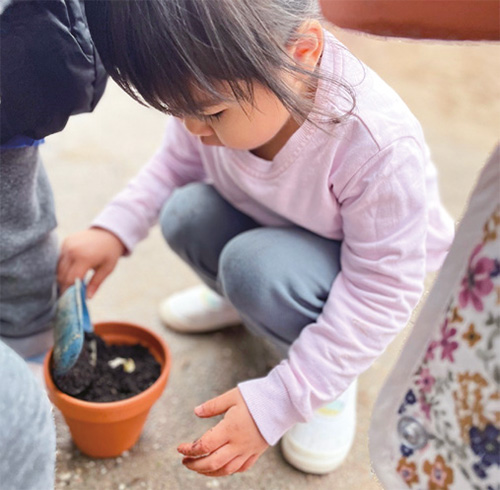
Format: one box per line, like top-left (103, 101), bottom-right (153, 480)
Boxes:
top-left (238, 366), bottom-right (305, 446)
top-left (92, 204), bottom-right (150, 255)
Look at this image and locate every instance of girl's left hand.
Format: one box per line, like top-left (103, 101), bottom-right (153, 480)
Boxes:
top-left (177, 388), bottom-right (269, 476)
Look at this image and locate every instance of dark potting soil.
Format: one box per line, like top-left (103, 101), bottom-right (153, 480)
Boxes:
top-left (53, 332), bottom-right (161, 402)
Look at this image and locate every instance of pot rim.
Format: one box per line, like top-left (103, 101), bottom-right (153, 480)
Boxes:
top-left (44, 321), bottom-right (171, 417)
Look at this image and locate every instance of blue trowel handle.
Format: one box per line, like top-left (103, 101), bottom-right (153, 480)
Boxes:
top-left (79, 281), bottom-right (92, 333)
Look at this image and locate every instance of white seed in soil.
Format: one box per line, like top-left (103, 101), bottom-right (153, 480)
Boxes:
top-left (108, 357), bottom-right (136, 373)
top-left (108, 357), bottom-right (126, 368)
top-left (123, 358), bottom-right (136, 373)
top-left (89, 340), bottom-right (97, 367)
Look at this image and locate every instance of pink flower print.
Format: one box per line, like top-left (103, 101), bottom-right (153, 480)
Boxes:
top-left (459, 244), bottom-right (495, 312)
top-left (425, 319), bottom-right (459, 362)
top-left (439, 320), bottom-right (459, 362)
top-left (419, 394), bottom-right (432, 420)
top-left (425, 340), bottom-right (438, 362)
top-left (416, 368), bottom-right (436, 394)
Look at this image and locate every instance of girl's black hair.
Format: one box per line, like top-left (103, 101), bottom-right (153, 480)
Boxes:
top-left (84, 0), bottom-right (355, 124)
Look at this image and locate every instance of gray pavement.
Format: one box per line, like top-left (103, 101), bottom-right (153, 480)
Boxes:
top-left (42, 27), bottom-right (499, 490)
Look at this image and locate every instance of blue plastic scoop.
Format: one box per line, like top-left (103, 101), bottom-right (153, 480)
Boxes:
top-left (52, 279), bottom-right (95, 394)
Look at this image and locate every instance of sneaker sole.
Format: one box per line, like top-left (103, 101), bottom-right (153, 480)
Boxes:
top-left (281, 432), bottom-right (352, 475)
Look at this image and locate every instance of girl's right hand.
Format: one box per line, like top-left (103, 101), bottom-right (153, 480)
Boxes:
top-left (57, 228), bottom-right (126, 299)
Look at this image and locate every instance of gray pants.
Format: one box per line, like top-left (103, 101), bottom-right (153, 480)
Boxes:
top-left (0, 146), bottom-right (58, 357)
top-left (0, 341), bottom-right (56, 490)
top-left (160, 183), bottom-right (341, 353)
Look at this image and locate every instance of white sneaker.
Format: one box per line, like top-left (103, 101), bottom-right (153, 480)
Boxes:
top-left (158, 285), bottom-right (241, 333)
top-left (281, 379), bottom-right (357, 474)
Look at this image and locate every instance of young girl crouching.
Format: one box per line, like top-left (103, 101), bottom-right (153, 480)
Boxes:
top-left (58, 0), bottom-right (454, 476)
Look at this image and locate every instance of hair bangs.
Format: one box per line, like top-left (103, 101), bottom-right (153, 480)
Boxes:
top-left (85, 0), bottom-right (355, 126)
top-left (86, 0), bottom-right (260, 118)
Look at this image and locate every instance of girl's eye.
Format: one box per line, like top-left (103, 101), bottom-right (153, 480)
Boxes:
top-left (203, 110), bottom-right (224, 121)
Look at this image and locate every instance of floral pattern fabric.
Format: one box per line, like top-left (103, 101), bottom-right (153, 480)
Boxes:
top-left (370, 147), bottom-right (500, 490)
top-left (395, 205), bottom-right (500, 489)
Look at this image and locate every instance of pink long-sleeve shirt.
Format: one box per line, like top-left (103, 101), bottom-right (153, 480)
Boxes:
top-left (93, 31), bottom-right (454, 445)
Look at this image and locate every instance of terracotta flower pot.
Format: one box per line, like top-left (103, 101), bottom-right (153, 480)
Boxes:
top-left (44, 321), bottom-right (171, 458)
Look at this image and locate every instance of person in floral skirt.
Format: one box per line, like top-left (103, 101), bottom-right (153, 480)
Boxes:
top-left (319, 1), bottom-right (499, 488)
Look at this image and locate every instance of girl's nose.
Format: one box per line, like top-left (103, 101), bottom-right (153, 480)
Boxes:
top-left (182, 117), bottom-right (213, 137)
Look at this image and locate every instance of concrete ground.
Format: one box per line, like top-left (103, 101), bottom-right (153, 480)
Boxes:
top-left (41, 26), bottom-right (499, 490)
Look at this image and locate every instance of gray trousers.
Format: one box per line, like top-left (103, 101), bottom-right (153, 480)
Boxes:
top-left (0, 146), bottom-right (58, 357)
top-left (0, 341), bottom-right (56, 490)
top-left (160, 183), bottom-right (341, 353)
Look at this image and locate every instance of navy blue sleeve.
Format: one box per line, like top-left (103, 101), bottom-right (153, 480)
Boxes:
top-left (0, 0), bottom-right (107, 144)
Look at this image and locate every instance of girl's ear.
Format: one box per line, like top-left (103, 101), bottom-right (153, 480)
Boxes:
top-left (288, 20), bottom-right (324, 71)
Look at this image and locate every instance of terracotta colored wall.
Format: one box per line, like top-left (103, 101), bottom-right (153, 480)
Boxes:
top-left (319, 0), bottom-right (500, 41)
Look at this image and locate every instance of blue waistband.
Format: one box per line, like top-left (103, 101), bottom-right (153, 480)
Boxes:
top-left (1, 137), bottom-right (45, 149)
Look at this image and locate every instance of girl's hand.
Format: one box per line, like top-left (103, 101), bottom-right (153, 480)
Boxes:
top-left (177, 388), bottom-right (269, 477)
top-left (57, 228), bottom-right (126, 298)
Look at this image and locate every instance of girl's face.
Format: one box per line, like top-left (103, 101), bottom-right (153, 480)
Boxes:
top-left (177, 20), bottom-right (324, 160)
top-left (179, 82), bottom-right (298, 158)
top-left (178, 20), bottom-right (324, 159)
